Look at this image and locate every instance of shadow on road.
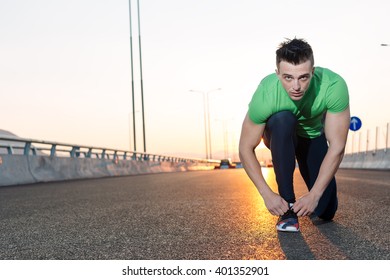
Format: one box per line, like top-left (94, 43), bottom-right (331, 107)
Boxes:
top-left (277, 232), bottom-right (316, 260)
top-left (311, 219), bottom-right (389, 259)
top-left (278, 217), bottom-right (389, 260)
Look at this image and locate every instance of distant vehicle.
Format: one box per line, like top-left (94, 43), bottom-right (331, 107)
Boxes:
top-left (215, 159), bottom-right (236, 169)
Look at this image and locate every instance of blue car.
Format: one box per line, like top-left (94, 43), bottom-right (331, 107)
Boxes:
top-left (215, 159), bottom-right (236, 169)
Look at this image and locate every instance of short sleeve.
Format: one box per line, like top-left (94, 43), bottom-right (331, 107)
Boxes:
top-left (326, 75), bottom-right (349, 113)
top-left (248, 84), bottom-right (267, 125)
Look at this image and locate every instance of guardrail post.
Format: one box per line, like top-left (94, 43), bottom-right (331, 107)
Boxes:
top-left (50, 144), bottom-right (57, 157)
top-left (24, 142), bottom-right (31, 156)
top-left (7, 146), bottom-right (14, 155)
top-left (86, 148), bottom-right (92, 158)
top-left (70, 146), bottom-right (80, 158)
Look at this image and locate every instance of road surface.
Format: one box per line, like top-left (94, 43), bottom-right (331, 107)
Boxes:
top-left (0, 168), bottom-right (389, 259)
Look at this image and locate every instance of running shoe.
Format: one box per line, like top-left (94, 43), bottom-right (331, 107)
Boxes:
top-left (276, 204), bottom-right (299, 232)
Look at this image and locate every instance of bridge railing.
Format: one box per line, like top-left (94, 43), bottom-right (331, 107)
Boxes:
top-left (0, 136), bottom-right (220, 165)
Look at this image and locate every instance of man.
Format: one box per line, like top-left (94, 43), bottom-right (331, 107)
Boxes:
top-left (239, 38), bottom-right (350, 232)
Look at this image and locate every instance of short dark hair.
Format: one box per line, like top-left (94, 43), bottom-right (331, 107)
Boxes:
top-left (276, 38), bottom-right (314, 67)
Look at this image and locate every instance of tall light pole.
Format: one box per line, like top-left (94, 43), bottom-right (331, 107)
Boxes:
top-left (215, 118), bottom-right (233, 159)
top-left (137, 0), bottom-right (147, 153)
top-left (381, 43), bottom-right (389, 152)
top-left (128, 0), bottom-right (146, 153)
top-left (128, 0), bottom-right (136, 151)
top-left (190, 88), bottom-right (221, 159)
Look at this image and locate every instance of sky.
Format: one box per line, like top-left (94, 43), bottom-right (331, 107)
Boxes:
top-left (1, 0), bottom-right (389, 160)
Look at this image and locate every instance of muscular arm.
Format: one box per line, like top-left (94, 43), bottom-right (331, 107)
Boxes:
top-left (239, 113), bottom-right (289, 216)
top-left (293, 107), bottom-right (350, 216)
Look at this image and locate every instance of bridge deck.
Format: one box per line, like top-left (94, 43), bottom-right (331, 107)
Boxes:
top-left (0, 168), bottom-right (389, 259)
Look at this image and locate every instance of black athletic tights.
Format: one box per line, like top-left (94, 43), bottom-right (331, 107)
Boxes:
top-left (263, 111), bottom-right (338, 220)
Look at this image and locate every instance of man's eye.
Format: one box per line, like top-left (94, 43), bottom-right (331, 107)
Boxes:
top-left (300, 76), bottom-right (309, 81)
top-left (284, 76), bottom-right (292, 81)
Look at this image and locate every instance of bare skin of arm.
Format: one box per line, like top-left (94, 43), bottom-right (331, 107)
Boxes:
top-left (239, 113), bottom-right (289, 216)
top-left (292, 107), bottom-right (350, 216)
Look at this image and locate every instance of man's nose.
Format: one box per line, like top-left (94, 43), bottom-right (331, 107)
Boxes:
top-left (292, 79), bottom-right (301, 91)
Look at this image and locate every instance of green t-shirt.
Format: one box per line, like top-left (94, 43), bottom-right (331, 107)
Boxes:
top-left (248, 67), bottom-right (349, 138)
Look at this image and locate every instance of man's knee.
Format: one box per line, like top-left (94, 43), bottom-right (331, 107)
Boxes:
top-left (264, 111), bottom-right (297, 148)
top-left (316, 196), bottom-right (338, 221)
top-left (267, 111), bottom-right (297, 129)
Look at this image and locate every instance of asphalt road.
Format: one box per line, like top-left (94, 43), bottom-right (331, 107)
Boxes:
top-left (0, 168), bottom-right (389, 260)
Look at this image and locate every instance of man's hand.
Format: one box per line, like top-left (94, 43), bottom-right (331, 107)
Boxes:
top-left (261, 190), bottom-right (290, 216)
top-left (292, 192), bottom-right (320, 216)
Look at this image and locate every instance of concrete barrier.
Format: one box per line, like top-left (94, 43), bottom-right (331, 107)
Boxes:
top-left (340, 149), bottom-right (390, 169)
top-left (28, 156), bottom-right (111, 182)
top-left (0, 155), bottom-right (37, 186)
top-left (0, 154), bottom-right (216, 187)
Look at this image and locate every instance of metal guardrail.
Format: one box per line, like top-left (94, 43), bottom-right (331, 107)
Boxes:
top-left (0, 136), bottom-right (220, 164)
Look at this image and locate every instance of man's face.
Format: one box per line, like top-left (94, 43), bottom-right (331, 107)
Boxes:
top-left (276, 60), bottom-right (314, 101)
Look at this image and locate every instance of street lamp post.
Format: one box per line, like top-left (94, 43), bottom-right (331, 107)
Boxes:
top-left (190, 88), bottom-right (221, 159)
top-left (381, 43), bottom-right (389, 152)
top-left (137, 0), bottom-right (147, 153)
top-left (215, 118), bottom-right (233, 159)
top-left (128, 0), bottom-right (136, 151)
top-left (128, 0), bottom-right (146, 153)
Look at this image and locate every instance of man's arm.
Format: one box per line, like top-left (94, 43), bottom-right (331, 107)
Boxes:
top-left (293, 107), bottom-right (350, 216)
top-left (239, 113), bottom-right (289, 216)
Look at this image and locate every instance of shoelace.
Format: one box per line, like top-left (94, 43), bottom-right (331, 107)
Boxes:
top-left (281, 209), bottom-right (297, 220)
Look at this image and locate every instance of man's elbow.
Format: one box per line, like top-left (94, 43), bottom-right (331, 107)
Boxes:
top-left (239, 142), bottom-right (255, 162)
top-left (238, 144), bottom-right (246, 162)
top-left (329, 142), bottom-right (346, 159)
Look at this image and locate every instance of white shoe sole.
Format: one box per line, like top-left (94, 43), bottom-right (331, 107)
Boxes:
top-left (276, 225), bottom-right (300, 232)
